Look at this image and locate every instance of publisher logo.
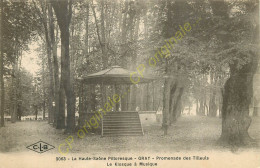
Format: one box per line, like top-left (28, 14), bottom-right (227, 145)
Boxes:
top-left (27, 141), bottom-right (55, 153)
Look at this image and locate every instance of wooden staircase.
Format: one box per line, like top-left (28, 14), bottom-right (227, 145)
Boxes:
top-left (102, 112), bottom-right (144, 136)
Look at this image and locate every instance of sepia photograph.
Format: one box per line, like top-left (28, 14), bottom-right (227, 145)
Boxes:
top-left (0, 0), bottom-right (259, 167)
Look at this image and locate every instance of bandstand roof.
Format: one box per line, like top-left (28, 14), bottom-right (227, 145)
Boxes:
top-left (78, 65), bottom-right (155, 85)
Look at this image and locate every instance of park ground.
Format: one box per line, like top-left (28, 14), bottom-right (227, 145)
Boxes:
top-left (0, 116), bottom-right (260, 155)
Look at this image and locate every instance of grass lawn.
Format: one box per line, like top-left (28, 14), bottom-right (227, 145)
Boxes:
top-left (0, 116), bottom-right (259, 155)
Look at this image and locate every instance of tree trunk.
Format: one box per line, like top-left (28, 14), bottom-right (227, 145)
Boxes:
top-left (34, 0), bottom-right (56, 125)
top-left (57, 82), bottom-right (65, 129)
top-left (162, 77), bottom-right (173, 135)
top-left (35, 106), bottom-right (38, 121)
top-left (169, 82), bottom-right (177, 124)
top-left (209, 91), bottom-right (217, 117)
top-left (42, 60), bottom-right (46, 120)
top-left (198, 96), bottom-right (205, 116)
top-left (52, 0), bottom-right (75, 133)
top-left (196, 99), bottom-right (199, 115)
top-left (17, 104), bottom-right (21, 121)
top-left (81, 1), bottom-right (92, 118)
top-left (43, 98), bottom-right (46, 120)
top-left (11, 57), bottom-right (18, 123)
top-left (219, 88), bottom-right (224, 118)
top-left (209, 72), bottom-right (218, 117)
top-left (100, 0), bottom-right (108, 69)
top-left (119, 1), bottom-right (129, 111)
top-left (17, 66), bottom-right (22, 121)
top-left (129, 7), bottom-right (140, 111)
top-left (78, 83), bottom-right (84, 127)
top-left (62, 28), bottom-right (75, 132)
top-left (43, 18), bottom-right (55, 124)
top-left (48, 3), bottom-right (62, 128)
top-left (204, 101), bottom-right (209, 116)
top-left (170, 86), bottom-right (184, 124)
top-left (121, 0), bottom-right (128, 61)
top-left (218, 62), bottom-right (258, 146)
top-left (0, 0), bottom-right (4, 127)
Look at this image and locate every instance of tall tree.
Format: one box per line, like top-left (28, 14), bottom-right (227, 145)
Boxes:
top-left (52, 0), bottom-right (75, 133)
top-left (32, 0), bottom-right (55, 125)
top-left (215, 0), bottom-right (259, 146)
top-left (160, 0), bottom-right (191, 134)
top-left (2, 1), bottom-right (39, 123)
top-left (78, 1), bottom-right (90, 127)
top-left (47, 3), bottom-right (64, 129)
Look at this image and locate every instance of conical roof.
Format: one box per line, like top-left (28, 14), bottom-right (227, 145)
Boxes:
top-left (79, 65), bottom-right (155, 85)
